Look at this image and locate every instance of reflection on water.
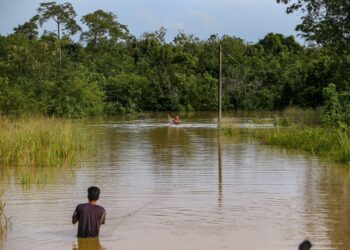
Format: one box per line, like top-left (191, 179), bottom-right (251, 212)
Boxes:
top-left (1, 114), bottom-right (350, 250)
top-left (218, 130), bottom-right (223, 207)
top-left (72, 238), bottom-right (104, 250)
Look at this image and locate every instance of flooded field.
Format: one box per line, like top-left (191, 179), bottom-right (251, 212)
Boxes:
top-left (1, 114), bottom-right (350, 250)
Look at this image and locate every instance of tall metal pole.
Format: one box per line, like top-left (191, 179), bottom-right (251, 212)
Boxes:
top-left (218, 43), bottom-right (222, 125)
top-left (58, 22), bottom-right (62, 70)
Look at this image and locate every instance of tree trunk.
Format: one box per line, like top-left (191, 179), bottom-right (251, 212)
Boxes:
top-left (92, 33), bottom-right (98, 61)
top-left (57, 21), bottom-right (60, 39)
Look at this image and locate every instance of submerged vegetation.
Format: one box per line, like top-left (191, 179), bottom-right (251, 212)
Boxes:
top-left (223, 107), bottom-right (350, 165)
top-left (0, 199), bottom-right (11, 239)
top-left (224, 126), bottom-right (350, 165)
top-left (0, 183), bottom-right (11, 239)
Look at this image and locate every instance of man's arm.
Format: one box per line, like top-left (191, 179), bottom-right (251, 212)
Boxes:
top-left (101, 210), bottom-right (106, 225)
top-left (72, 206), bottom-right (79, 224)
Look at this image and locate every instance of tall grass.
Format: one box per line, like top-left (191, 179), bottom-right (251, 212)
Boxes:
top-left (223, 126), bottom-right (350, 165)
top-left (282, 107), bottom-right (323, 126)
top-left (0, 117), bottom-right (91, 168)
top-left (335, 131), bottom-right (350, 164)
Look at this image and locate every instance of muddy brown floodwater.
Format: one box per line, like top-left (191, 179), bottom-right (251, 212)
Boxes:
top-left (1, 114), bottom-right (350, 250)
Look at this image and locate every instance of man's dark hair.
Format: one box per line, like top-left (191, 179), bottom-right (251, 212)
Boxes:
top-left (88, 186), bottom-right (100, 201)
top-left (299, 240), bottom-right (312, 250)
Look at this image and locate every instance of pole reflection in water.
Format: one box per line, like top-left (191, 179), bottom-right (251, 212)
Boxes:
top-left (72, 237), bottom-right (104, 250)
top-left (217, 129), bottom-right (223, 207)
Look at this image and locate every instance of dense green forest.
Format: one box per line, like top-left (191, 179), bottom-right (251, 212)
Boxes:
top-left (0, 1), bottom-right (349, 124)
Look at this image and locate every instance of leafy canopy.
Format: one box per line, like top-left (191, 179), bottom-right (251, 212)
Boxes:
top-left (277, 0), bottom-right (350, 53)
top-left (80, 10), bottom-right (129, 47)
top-left (37, 1), bottom-right (81, 38)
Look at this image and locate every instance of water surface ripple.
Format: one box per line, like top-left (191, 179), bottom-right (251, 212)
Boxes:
top-left (1, 115), bottom-right (350, 250)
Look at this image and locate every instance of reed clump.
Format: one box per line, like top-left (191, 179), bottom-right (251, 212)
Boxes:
top-left (0, 200), bottom-right (11, 238)
top-left (0, 184), bottom-right (11, 239)
top-left (0, 117), bottom-right (90, 168)
top-left (223, 126), bottom-right (350, 164)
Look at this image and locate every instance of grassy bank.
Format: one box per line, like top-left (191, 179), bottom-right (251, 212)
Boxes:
top-left (0, 117), bottom-right (91, 168)
top-left (223, 126), bottom-right (350, 165)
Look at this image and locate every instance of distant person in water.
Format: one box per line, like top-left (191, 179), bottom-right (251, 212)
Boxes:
top-left (167, 114), bottom-right (181, 125)
top-left (72, 186), bottom-right (106, 238)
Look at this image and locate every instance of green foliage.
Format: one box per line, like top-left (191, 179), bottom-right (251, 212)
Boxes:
top-left (322, 84), bottom-right (342, 127)
top-left (277, 0), bottom-right (350, 54)
top-left (0, 77), bottom-right (27, 115)
top-left (46, 68), bottom-right (105, 117)
top-left (322, 84), bottom-right (350, 128)
top-left (257, 33), bottom-right (302, 54)
top-left (13, 15), bottom-right (40, 40)
top-left (0, 2), bottom-right (348, 117)
top-left (103, 73), bottom-right (147, 115)
top-left (37, 1), bottom-right (81, 39)
top-left (273, 116), bottom-right (293, 127)
top-left (81, 10), bottom-right (129, 50)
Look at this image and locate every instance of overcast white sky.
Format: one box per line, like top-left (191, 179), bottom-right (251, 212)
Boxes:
top-left (0, 0), bottom-right (302, 43)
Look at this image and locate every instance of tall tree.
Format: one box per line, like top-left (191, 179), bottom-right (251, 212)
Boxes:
top-left (37, 1), bottom-right (80, 39)
top-left (80, 10), bottom-right (129, 50)
top-left (37, 2), bottom-right (81, 67)
top-left (277, 0), bottom-right (350, 53)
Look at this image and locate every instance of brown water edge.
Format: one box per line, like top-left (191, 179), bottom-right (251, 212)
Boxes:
top-left (1, 114), bottom-right (350, 250)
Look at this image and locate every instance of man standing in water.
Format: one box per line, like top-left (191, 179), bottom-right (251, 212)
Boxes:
top-left (72, 186), bottom-right (106, 237)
